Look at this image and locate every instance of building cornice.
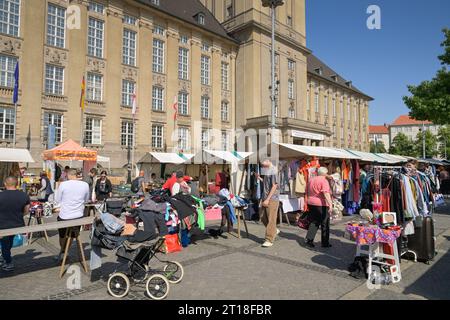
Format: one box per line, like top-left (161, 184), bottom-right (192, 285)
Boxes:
top-left (242, 116), bottom-right (332, 136)
top-left (226, 19), bottom-right (311, 56)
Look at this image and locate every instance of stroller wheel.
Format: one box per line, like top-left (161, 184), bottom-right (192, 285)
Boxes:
top-left (163, 261), bottom-right (184, 284)
top-left (107, 273), bottom-right (130, 298)
top-left (145, 274), bottom-right (170, 300)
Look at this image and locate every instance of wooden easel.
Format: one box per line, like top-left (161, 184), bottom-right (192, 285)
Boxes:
top-left (59, 226), bottom-right (88, 278)
top-left (27, 214), bottom-right (49, 245)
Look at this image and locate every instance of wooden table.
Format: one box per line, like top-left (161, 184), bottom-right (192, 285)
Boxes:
top-left (0, 217), bottom-right (94, 278)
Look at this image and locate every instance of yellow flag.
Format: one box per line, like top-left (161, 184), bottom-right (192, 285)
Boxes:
top-left (80, 76), bottom-right (86, 111)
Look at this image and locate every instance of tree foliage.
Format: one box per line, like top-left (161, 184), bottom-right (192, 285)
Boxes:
top-left (414, 130), bottom-right (438, 158)
top-left (370, 140), bottom-right (387, 153)
top-left (403, 29), bottom-right (450, 125)
top-left (389, 133), bottom-right (416, 156)
top-left (438, 126), bottom-right (450, 159)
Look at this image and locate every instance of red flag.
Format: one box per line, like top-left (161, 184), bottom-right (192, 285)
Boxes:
top-left (172, 95), bottom-right (178, 121)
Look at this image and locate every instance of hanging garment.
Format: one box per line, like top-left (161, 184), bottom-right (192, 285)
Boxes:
top-left (216, 172), bottom-right (228, 189)
top-left (352, 160), bottom-right (361, 204)
top-left (295, 171), bottom-right (307, 194)
top-left (342, 160), bottom-right (350, 181)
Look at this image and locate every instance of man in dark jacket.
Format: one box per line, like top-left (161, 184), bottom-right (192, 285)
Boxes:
top-left (0, 176), bottom-right (30, 271)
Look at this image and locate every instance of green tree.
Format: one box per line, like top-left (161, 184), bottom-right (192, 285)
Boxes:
top-left (389, 133), bottom-right (416, 156)
top-left (414, 130), bottom-right (438, 158)
top-left (370, 140), bottom-right (387, 153)
top-left (403, 29), bottom-right (450, 125)
top-left (438, 126), bottom-right (450, 159)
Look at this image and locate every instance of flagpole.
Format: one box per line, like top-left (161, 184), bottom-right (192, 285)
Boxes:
top-left (13, 102), bottom-right (17, 147)
top-left (13, 61), bottom-right (19, 147)
top-left (132, 112), bottom-right (135, 179)
top-left (80, 75), bottom-right (86, 146)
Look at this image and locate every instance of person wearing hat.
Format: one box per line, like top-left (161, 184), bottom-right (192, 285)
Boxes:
top-left (171, 171), bottom-right (191, 196)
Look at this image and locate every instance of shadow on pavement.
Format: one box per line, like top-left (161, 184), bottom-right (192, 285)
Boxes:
top-left (402, 241), bottom-right (450, 299)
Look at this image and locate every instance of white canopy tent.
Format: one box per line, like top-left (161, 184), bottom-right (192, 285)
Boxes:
top-left (344, 149), bottom-right (391, 163)
top-left (0, 148), bottom-right (35, 187)
top-left (376, 153), bottom-right (409, 164)
top-left (0, 148), bottom-right (35, 163)
top-left (137, 152), bottom-right (195, 181)
top-left (205, 150), bottom-right (254, 195)
top-left (138, 152), bottom-right (194, 165)
top-left (275, 143), bottom-right (361, 160)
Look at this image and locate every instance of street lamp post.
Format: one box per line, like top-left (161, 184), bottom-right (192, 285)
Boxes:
top-left (422, 122), bottom-right (426, 159)
top-left (262, 0), bottom-right (284, 143)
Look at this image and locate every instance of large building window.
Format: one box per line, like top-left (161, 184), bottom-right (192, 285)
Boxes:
top-left (332, 98), bottom-right (336, 117)
top-left (178, 127), bottom-right (189, 151)
top-left (0, 0), bottom-right (20, 37)
top-left (0, 107), bottom-right (14, 140)
top-left (85, 117), bottom-right (102, 145)
top-left (45, 64), bottom-right (64, 95)
top-left (88, 1), bottom-right (104, 14)
top-left (288, 59), bottom-right (295, 71)
top-left (121, 120), bottom-right (134, 147)
top-left (340, 100), bottom-right (344, 119)
top-left (123, 15), bottom-right (137, 26)
top-left (221, 130), bottom-right (230, 151)
top-left (324, 96), bottom-right (328, 115)
top-left (47, 4), bottom-right (66, 48)
top-left (201, 55), bottom-right (210, 85)
top-left (288, 79), bottom-right (295, 100)
top-left (178, 92), bottom-right (189, 115)
top-left (151, 124), bottom-right (164, 149)
top-left (201, 96), bottom-right (210, 119)
top-left (121, 80), bottom-right (135, 107)
top-left (43, 112), bottom-right (63, 144)
top-left (288, 107), bottom-right (295, 118)
top-left (0, 55), bottom-right (17, 88)
top-left (314, 93), bottom-right (319, 113)
top-left (86, 73), bottom-right (102, 102)
top-left (153, 25), bottom-right (165, 36)
top-left (152, 86), bottom-right (164, 111)
top-left (306, 91), bottom-right (310, 111)
top-left (88, 17), bottom-right (104, 58)
top-left (123, 29), bottom-right (136, 66)
top-left (201, 129), bottom-right (210, 149)
top-left (221, 101), bottom-right (229, 122)
top-left (221, 62), bottom-right (229, 90)
top-left (178, 47), bottom-right (189, 80)
top-left (153, 39), bottom-right (165, 73)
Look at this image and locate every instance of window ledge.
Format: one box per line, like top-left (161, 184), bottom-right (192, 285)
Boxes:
top-left (152, 109), bottom-right (166, 113)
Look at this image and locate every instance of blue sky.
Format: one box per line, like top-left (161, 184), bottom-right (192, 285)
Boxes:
top-left (306, 0), bottom-right (450, 125)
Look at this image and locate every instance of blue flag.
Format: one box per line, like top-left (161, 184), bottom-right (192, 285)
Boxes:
top-left (13, 61), bottom-right (19, 104)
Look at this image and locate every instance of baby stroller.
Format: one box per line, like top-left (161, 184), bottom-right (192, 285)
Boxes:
top-left (107, 238), bottom-right (184, 300)
top-left (100, 204), bottom-right (184, 300)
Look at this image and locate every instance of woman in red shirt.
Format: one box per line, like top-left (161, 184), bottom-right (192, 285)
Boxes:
top-left (305, 167), bottom-right (333, 248)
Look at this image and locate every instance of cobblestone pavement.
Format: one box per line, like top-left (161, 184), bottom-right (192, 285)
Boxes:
top-left (1, 202), bottom-right (449, 300)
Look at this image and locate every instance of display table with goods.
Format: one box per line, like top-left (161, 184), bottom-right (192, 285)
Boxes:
top-left (346, 207), bottom-right (403, 285)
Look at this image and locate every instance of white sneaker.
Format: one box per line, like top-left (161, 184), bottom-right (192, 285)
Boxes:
top-left (262, 241), bottom-right (273, 248)
top-left (277, 229), bottom-right (281, 235)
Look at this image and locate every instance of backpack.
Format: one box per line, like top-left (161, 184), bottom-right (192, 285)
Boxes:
top-left (131, 177), bottom-right (141, 193)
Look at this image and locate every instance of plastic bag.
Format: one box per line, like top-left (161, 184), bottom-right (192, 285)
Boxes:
top-left (162, 234), bottom-right (182, 254)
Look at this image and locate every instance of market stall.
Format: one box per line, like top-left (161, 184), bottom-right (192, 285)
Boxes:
top-left (42, 139), bottom-right (97, 188)
top-left (0, 147), bottom-right (35, 187)
top-left (137, 152), bottom-right (194, 183)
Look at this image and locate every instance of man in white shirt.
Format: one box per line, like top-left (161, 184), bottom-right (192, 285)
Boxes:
top-left (54, 168), bottom-right (90, 260)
